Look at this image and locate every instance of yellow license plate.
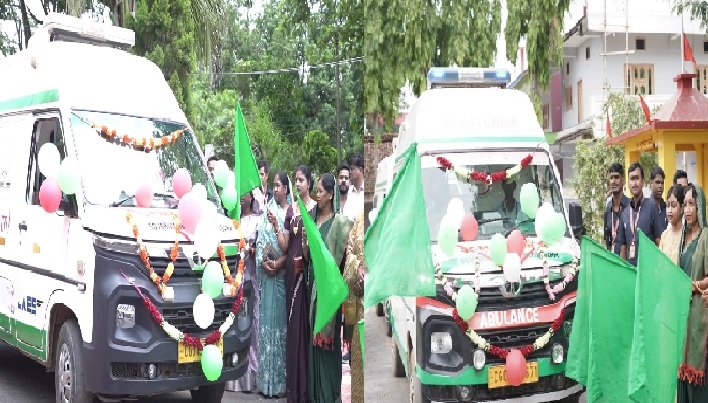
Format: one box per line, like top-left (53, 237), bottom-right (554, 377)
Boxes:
top-left (487, 361), bottom-right (539, 389)
top-left (177, 338), bottom-right (224, 364)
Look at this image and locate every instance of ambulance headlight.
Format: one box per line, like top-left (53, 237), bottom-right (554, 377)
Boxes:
top-left (430, 332), bottom-right (453, 354)
top-left (116, 303), bottom-right (136, 329)
top-left (472, 349), bottom-right (486, 370)
top-left (552, 343), bottom-right (564, 364)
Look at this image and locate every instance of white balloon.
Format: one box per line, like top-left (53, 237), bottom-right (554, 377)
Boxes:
top-left (368, 208), bottom-right (379, 224)
top-left (535, 202), bottom-right (556, 239)
top-left (503, 253), bottom-right (522, 283)
top-left (57, 157), bottom-right (81, 195)
top-left (38, 143), bottom-right (60, 178)
top-left (201, 199), bottom-right (218, 225)
top-left (446, 198), bottom-right (465, 228)
top-left (193, 293), bottom-right (215, 330)
top-left (194, 221), bottom-right (220, 260)
top-left (192, 183), bottom-right (207, 201)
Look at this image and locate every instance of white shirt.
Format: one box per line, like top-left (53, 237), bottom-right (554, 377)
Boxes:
top-left (342, 184), bottom-right (364, 221)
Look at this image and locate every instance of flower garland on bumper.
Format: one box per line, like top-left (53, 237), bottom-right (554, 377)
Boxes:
top-left (436, 154), bottom-right (533, 184)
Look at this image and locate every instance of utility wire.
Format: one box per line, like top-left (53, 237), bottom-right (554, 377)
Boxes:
top-left (194, 56), bottom-right (363, 76)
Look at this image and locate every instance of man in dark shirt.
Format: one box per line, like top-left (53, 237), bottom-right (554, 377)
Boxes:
top-left (650, 166), bottom-right (667, 234)
top-left (604, 163), bottom-right (630, 253)
top-left (615, 163), bottom-right (663, 266)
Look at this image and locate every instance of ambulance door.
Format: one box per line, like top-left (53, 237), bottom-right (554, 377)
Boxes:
top-left (12, 113), bottom-right (73, 360)
top-left (0, 113), bottom-right (36, 346)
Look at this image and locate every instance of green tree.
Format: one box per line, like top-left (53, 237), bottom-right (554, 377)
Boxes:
top-left (675, 1), bottom-right (708, 29)
top-left (364, 0), bottom-right (501, 129)
top-left (505, 0), bottom-right (570, 119)
top-left (128, 0), bottom-right (196, 123)
top-left (574, 93), bottom-right (658, 243)
top-left (302, 129), bottom-right (338, 177)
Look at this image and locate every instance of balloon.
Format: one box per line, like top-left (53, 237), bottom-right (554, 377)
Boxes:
top-left (221, 186), bottom-right (238, 211)
top-left (446, 198), bottom-right (465, 228)
top-left (506, 349), bottom-right (527, 387)
top-left (460, 214), bottom-right (478, 241)
top-left (535, 203), bottom-right (555, 242)
top-left (214, 162), bottom-right (230, 188)
top-left (38, 143), bottom-right (60, 178)
top-left (489, 233), bottom-right (507, 266)
top-left (503, 253), bottom-right (522, 283)
top-left (520, 183), bottom-right (540, 219)
top-left (194, 221), bottom-right (219, 260)
top-left (200, 344), bottom-right (223, 381)
top-left (57, 157), bottom-right (80, 195)
top-left (543, 212), bottom-right (566, 246)
top-left (172, 168), bottom-right (192, 199)
top-left (179, 192), bottom-right (202, 234)
top-left (456, 285), bottom-right (478, 321)
top-left (368, 208), bottom-right (378, 224)
top-left (192, 183), bottom-right (207, 201)
top-left (135, 183), bottom-right (153, 208)
top-left (201, 261), bottom-right (224, 299)
top-left (506, 229), bottom-right (525, 257)
top-left (201, 199), bottom-right (218, 226)
top-left (193, 293), bottom-right (215, 329)
top-left (437, 216), bottom-right (458, 256)
top-left (39, 178), bottom-right (62, 213)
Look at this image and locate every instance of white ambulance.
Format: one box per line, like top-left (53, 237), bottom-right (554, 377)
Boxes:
top-left (380, 68), bottom-right (584, 402)
top-left (0, 14), bottom-right (251, 402)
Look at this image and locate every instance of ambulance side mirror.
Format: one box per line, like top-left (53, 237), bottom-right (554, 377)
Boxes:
top-left (567, 201), bottom-right (584, 239)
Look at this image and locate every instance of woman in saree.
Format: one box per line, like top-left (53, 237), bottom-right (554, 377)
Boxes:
top-left (305, 172), bottom-right (353, 403)
top-left (677, 184), bottom-right (708, 402)
top-left (280, 165), bottom-right (317, 403)
top-left (228, 192), bottom-right (260, 392)
top-left (255, 171), bottom-right (292, 397)
top-left (343, 210), bottom-right (365, 403)
top-left (659, 184), bottom-right (684, 265)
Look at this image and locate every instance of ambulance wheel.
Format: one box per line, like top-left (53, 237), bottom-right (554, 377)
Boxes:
top-left (55, 319), bottom-right (94, 403)
top-left (190, 383), bottom-right (226, 402)
top-left (409, 349), bottom-right (428, 403)
top-left (376, 303), bottom-right (384, 317)
top-left (393, 338), bottom-right (405, 377)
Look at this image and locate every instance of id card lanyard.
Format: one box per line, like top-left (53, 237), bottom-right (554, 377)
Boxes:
top-left (629, 201), bottom-right (642, 259)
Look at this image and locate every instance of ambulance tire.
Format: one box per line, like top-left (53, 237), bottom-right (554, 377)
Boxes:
top-left (376, 303), bottom-right (384, 317)
top-left (55, 319), bottom-right (94, 403)
top-left (392, 338), bottom-right (405, 377)
top-left (409, 349), bottom-right (429, 403)
top-left (189, 383), bottom-right (226, 402)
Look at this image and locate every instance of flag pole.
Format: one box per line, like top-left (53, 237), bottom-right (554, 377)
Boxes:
top-left (681, 6), bottom-right (685, 73)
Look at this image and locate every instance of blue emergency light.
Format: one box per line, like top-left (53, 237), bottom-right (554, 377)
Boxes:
top-left (427, 67), bottom-right (511, 89)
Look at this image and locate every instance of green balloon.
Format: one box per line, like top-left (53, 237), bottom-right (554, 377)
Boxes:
top-left (437, 219), bottom-right (458, 256)
top-left (201, 263), bottom-right (223, 299)
top-left (214, 167), bottom-right (229, 188)
top-left (456, 285), bottom-right (478, 321)
top-left (200, 344), bottom-right (223, 381)
top-left (221, 187), bottom-right (238, 210)
top-left (490, 233), bottom-right (507, 266)
top-left (58, 158), bottom-right (81, 195)
top-left (520, 183), bottom-right (540, 219)
top-left (543, 212), bottom-right (566, 246)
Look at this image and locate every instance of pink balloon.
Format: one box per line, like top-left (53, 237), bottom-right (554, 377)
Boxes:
top-left (39, 178), bottom-right (62, 213)
top-left (135, 184), bottom-right (153, 208)
top-left (172, 168), bottom-right (192, 199)
top-left (507, 229), bottom-right (525, 257)
top-left (178, 192), bottom-right (202, 234)
top-left (460, 214), bottom-right (478, 241)
top-left (505, 349), bottom-right (527, 387)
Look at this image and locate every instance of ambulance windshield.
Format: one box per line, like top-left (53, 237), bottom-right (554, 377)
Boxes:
top-left (421, 150), bottom-right (566, 242)
top-left (70, 111), bottom-right (220, 209)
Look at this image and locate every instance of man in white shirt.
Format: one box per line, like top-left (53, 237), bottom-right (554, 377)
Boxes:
top-left (342, 154), bottom-right (364, 221)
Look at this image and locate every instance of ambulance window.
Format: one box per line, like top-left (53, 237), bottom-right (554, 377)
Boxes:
top-left (27, 118), bottom-right (67, 206)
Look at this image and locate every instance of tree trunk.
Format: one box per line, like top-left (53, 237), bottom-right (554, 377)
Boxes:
top-left (18, 0), bottom-right (31, 49)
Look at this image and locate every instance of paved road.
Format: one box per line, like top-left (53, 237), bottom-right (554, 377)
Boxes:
top-left (364, 306), bottom-right (408, 403)
top-left (0, 340), bottom-right (283, 402)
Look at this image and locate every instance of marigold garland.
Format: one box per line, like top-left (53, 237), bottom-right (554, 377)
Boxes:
top-left (436, 154), bottom-right (533, 184)
top-left (71, 113), bottom-right (186, 152)
top-left (127, 212), bottom-right (179, 297)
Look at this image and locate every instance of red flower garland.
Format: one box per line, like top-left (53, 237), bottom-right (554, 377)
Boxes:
top-left (436, 154), bottom-right (534, 184)
top-left (452, 308), bottom-right (566, 359)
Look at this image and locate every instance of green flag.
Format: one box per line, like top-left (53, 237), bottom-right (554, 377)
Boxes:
top-left (231, 102), bottom-right (261, 218)
top-left (628, 232), bottom-right (691, 403)
top-left (566, 236), bottom-right (637, 402)
top-left (363, 142), bottom-right (435, 309)
top-left (297, 196), bottom-right (349, 334)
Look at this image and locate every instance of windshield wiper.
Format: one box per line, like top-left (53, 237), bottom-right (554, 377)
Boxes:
top-left (111, 192), bottom-right (179, 208)
top-left (503, 219), bottom-right (536, 237)
top-left (477, 216), bottom-right (511, 225)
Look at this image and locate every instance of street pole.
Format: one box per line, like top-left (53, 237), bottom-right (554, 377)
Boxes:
top-left (335, 32), bottom-right (342, 166)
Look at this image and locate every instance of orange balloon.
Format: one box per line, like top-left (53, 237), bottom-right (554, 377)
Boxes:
top-left (507, 229), bottom-right (525, 257)
top-left (460, 214), bottom-right (478, 241)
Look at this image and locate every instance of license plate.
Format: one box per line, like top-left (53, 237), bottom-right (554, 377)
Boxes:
top-left (487, 361), bottom-right (539, 389)
top-left (177, 338), bottom-right (224, 364)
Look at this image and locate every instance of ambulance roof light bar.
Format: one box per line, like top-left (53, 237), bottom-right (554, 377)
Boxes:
top-left (33, 13), bottom-right (135, 51)
top-left (427, 67), bottom-right (511, 89)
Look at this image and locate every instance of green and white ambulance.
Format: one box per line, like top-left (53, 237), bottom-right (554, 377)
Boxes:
top-left (379, 68), bottom-right (584, 402)
top-left (0, 14), bottom-right (251, 402)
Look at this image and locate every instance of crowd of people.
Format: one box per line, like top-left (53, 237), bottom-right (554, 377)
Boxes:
top-left (206, 155), bottom-right (366, 403)
top-left (602, 164), bottom-right (708, 402)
